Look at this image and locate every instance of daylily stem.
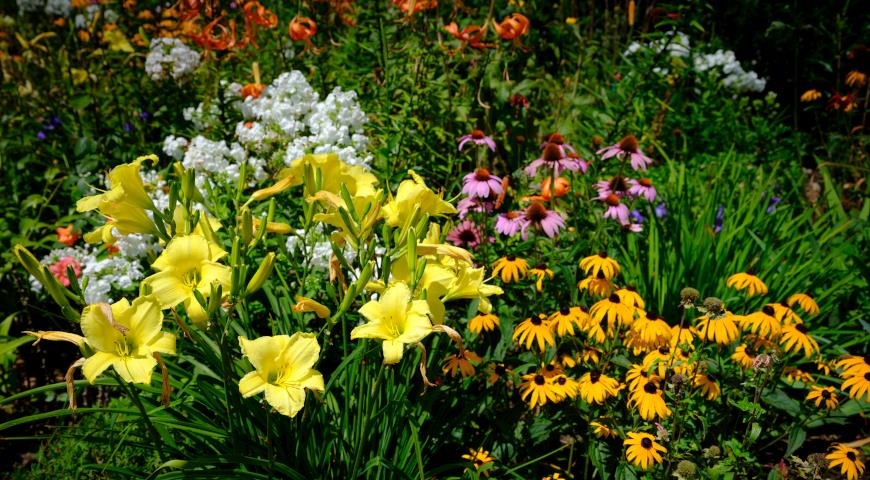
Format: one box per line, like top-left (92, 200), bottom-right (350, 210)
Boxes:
top-left (350, 362), bottom-right (385, 478)
top-left (114, 372), bottom-right (165, 461)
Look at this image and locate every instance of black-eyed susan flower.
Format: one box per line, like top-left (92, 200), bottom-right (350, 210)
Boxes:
top-left (486, 363), bottom-right (511, 385)
top-left (836, 355), bottom-right (870, 378)
top-left (624, 432), bottom-right (667, 470)
top-left (780, 323), bottom-right (819, 358)
top-left (670, 325), bottom-right (697, 350)
top-left (583, 317), bottom-right (607, 344)
top-left (442, 350), bottom-right (482, 378)
top-left (549, 307), bottom-right (580, 336)
top-left (578, 370), bottom-right (620, 404)
top-left (542, 362), bottom-right (564, 379)
top-left (577, 272), bottom-right (616, 297)
top-left (492, 255), bottom-right (528, 283)
top-left (630, 380), bottom-right (672, 420)
top-left (552, 374), bottom-right (580, 399)
top-left (788, 292), bottom-right (819, 315)
top-left (846, 70), bottom-right (867, 88)
top-left (731, 343), bottom-right (757, 369)
top-left (825, 444), bottom-right (865, 480)
top-left (590, 293), bottom-right (635, 331)
top-left (841, 371), bottom-right (870, 402)
top-left (513, 314), bottom-right (556, 352)
top-left (671, 349), bottom-right (697, 377)
top-left (742, 305), bottom-right (782, 340)
top-left (557, 348), bottom-right (577, 368)
top-left (696, 306), bottom-right (740, 346)
top-left (693, 373), bottom-right (720, 400)
top-left (468, 313), bottom-right (500, 334)
top-left (462, 447), bottom-right (496, 476)
top-left (520, 372), bottom-right (563, 408)
top-left (783, 366), bottom-right (815, 385)
top-left (579, 251), bottom-right (621, 279)
top-left (771, 301), bottom-right (803, 325)
top-left (631, 311), bottom-right (672, 351)
top-left (528, 263), bottom-right (554, 291)
top-left (726, 270), bottom-right (768, 297)
top-left (590, 419), bottom-right (617, 438)
top-left (616, 286), bottom-right (645, 309)
top-left (642, 345), bottom-right (677, 378)
top-left (800, 89), bottom-right (822, 102)
top-left (626, 364), bottom-right (656, 392)
top-left (806, 386), bottom-right (840, 410)
top-left (580, 346), bottom-right (601, 365)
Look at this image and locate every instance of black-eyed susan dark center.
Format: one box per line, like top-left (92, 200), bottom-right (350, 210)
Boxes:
top-left (795, 323), bottom-right (808, 334)
top-left (640, 437), bottom-right (653, 449)
top-left (534, 375), bottom-right (546, 385)
top-left (643, 381), bottom-right (658, 394)
top-left (762, 305), bottom-right (775, 316)
top-left (590, 371), bottom-right (601, 383)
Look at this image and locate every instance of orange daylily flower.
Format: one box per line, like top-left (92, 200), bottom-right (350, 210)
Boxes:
top-left (289, 16), bottom-right (317, 42)
top-left (444, 22), bottom-right (494, 50)
top-left (492, 13), bottom-right (529, 44)
top-left (56, 225), bottom-right (80, 246)
top-left (391, 0), bottom-right (438, 16)
top-left (522, 177), bottom-right (570, 202)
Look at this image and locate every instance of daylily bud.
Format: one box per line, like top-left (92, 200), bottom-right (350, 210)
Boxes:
top-left (246, 175), bottom-right (295, 205)
top-left (240, 207), bottom-right (254, 246)
top-left (293, 296), bottom-right (331, 319)
top-left (245, 252), bottom-right (276, 295)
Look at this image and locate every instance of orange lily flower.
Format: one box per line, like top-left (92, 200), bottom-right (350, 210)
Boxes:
top-left (191, 16), bottom-right (238, 51)
top-left (56, 225), bottom-right (80, 246)
top-left (492, 13), bottom-right (529, 44)
top-left (391, 0), bottom-right (438, 16)
top-left (522, 177), bottom-right (570, 202)
top-left (444, 22), bottom-right (493, 50)
top-left (289, 16), bottom-right (317, 42)
top-left (242, 1), bottom-right (277, 48)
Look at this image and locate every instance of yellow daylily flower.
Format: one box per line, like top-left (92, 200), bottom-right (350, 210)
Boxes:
top-left (77, 155), bottom-right (159, 244)
top-left (281, 153), bottom-right (379, 198)
top-left (238, 333), bottom-right (325, 418)
top-left (80, 296), bottom-right (176, 384)
top-left (382, 171), bottom-right (457, 228)
top-left (293, 296), bottom-right (331, 319)
top-left (351, 282), bottom-right (433, 364)
top-left (143, 234), bottom-right (231, 324)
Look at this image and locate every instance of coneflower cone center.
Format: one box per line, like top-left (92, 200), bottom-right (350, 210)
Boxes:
top-left (605, 194), bottom-right (621, 206)
top-left (458, 229), bottom-right (478, 242)
top-left (474, 167), bottom-right (491, 181)
top-left (619, 134), bottom-right (639, 152)
top-left (547, 133), bottom-right (565, 144)
top-left (542, 144), bottom-right (564, 161)
top-left (526, 202), bottom-right (548, 222)
top-left (471, 129), bottom-right (485, 139)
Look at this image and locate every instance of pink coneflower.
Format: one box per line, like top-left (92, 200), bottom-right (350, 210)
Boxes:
top-left (539, 132), bottom-right (575, 153)
top-left (524, 143), bottom-right (583, 177)
top-left (495, 211), bottom-right (524, 237)
top-left (621, 221), bottom-right (643, 233)
top-left (447, 219), bottom-right (487, 248)
top-left (458, 130), bottom-right (496, 152)
top-left (462, 168), bottom-right (503, 198)
top-left (627, 178), bottom-right (657, 202)
top-left (597, 134), bottom-right (653, 171)
top-left (48, 256), bottom-right (82, 287)
top-left (602, 194), bottom-right (629, 224)
top-left (521, 202), bottom-right (566, 239)
top-left (594, 176), bottom-right (630, 199)
top-left (567, 152), bottom-right (589, 173)
top-left (457, 194), bottom-right (497, 218)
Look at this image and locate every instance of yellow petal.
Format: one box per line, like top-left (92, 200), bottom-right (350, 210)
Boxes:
top-left (382, 339), bottom-right (405, 364)
top-left (82, 351), bottom-right (115, 383)
top-left (293, 296), bottom-right (331, 319)
top-left (80, 303), bottom-right (123, 354)
top-left (264, 383), bottom-right (306, 417)
top-left (113, 356), bottom-right (158, 384)
top-left (239, 371), bottom-right (267, 397)
top-left (144, 271), bottom-right (191, 308)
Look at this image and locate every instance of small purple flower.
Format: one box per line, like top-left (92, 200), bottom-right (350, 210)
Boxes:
top-left (524, 143), bottom-right (583, 177)
top-left (495, 211), bottom-right (523, 237)
top-left (594, 176), bottom-right (630, 199)
top-left (597, 134), bottom-right (653, 171)
top-left (462, 168), bottom-right (503, 199)
top-left (766, 196), bottom-right (780, 214)
top-left (521, 202), bottom-right (566, 239)
top-left (446, 219), bottom-right (487, 249)
top-left (458, 130), bottom-right (496, 152)
top-left (50, 115), bottom-right (62, 127)
top-left (229, 1), bottom-right (238, 8)
top-left (655, 203), bottom-right (668, 218)
top-left (602, 194), bottom-right (630, 224)
top-left (124, 122), bottom-right (135, 132)
top-left (139, 111), bottom-right (151, 120)
top-left (627, 178), bottom-right (657, 202)
top-left (36, 131), bottom-right (47, 140)
top-left (713, 205), bottom-right (724, 233)
top-left (630, 209), bottom-right (645, 224)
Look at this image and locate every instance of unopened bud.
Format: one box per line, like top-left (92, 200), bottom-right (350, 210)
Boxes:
top-left (245, 252), bottom-right (276, 295)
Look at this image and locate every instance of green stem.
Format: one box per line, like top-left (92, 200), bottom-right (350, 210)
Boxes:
top-left (114, 373), bottom-right (165, 461)
top-left (350, 362), bottom-right (386, 478)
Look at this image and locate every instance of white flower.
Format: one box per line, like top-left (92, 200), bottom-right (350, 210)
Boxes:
top-left (145, 38), bottom-right (201, 84)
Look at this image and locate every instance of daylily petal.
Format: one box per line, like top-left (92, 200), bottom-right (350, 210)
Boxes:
top-left (82, 351), bottom-right (115, 383)
top-left (239, 371), bottom-right (267, 397)
top-left (113, 356), bottom-right (158, 384)
top-left (264, 384), bottom-right (306, 417)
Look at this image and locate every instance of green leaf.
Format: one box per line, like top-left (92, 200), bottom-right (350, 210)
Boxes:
top-left (749, 423), bottom-right (762, 443)
top-left (785, 428), bottom-right (806, 456)
top-left (70, 95), bottom-right (93, 111)
top-left (762, 389), bottom-right (801, 417)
